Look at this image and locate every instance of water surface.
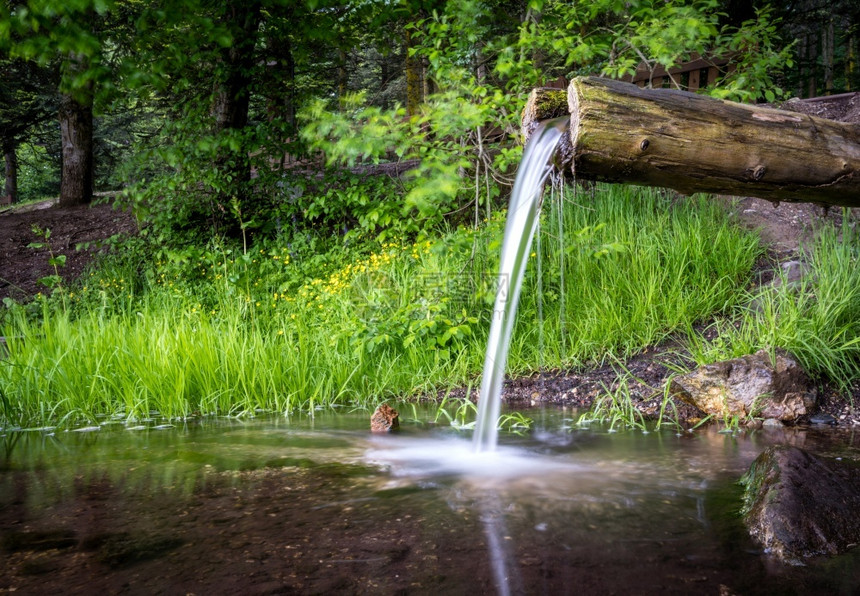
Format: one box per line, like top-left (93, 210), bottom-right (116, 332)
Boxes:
top-left (2, 409), bottom-right (860, 594)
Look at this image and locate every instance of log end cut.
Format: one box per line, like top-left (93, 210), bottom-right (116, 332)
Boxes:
top-left (522, 88), bottom-right (574, 170)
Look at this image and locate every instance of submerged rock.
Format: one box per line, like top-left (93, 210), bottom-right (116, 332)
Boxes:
top-left (1, 529), bottom-right (77, 552)
top-left (670, 348), bottom-right (816, 422)
top-left (370, 403), bottom-right (400, 433)
top-left (81, 531), bottom-right (184, 567)
top-left (741, 446), bottom-right (860, 563)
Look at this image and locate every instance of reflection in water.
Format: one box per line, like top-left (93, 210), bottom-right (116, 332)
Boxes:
top-left (481, 492), bottom-right (522, 596)
top-left (3, 410), bottom-right (860, 594)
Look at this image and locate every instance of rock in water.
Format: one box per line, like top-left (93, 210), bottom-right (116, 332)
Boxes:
top-left (742, 446), bottom-right (860, 563)
top-left (370, 403), bottom-right (400, 433)
top-left (670, 348), bottom-right (816, 422)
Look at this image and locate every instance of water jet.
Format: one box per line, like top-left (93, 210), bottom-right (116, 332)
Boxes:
top-left (473, 77), bottom-right (860, 451)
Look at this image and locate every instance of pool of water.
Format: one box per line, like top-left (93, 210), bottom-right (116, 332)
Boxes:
top-left (3, 407), bottom-right (860, 594)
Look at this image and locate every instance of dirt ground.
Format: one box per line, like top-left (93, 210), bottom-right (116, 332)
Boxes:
top-left (0, 198), bottom-right (138, 301)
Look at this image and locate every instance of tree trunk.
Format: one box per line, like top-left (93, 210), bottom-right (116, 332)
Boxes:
top-left (796, 34), bottom-right (807, 98)
top-left (265, 20), bottom-right (296, 133)
top-left (404, 24), bottom-right (421, 117)
top-left (824, 18), bottom-right (834, 95)
top-left (337, 47), bottom-right (348, 101)
top-left (807, 33), bottom-right (818, 98)
top-left (3, 137), bottom-right (17, 203)
top-left (523, 77), bottom-right (860, 207)
top-left (422, 55), bottom-right (433, 100)
top-left (58, 91), bottom-right (94, 207)
top-left (212, 0), bottom-right (262, 213)
top-left (475, 41), bottom-right (487, 85)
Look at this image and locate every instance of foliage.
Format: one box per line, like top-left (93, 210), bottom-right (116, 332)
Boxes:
top-left (709, 7), bottom-right (795, 103)
top-left (432, 394), bottom-right (533, 433)
top-left (27, 225), bottom-right (67, 292)
top-left (508, 184), bottom-right (762, 372)
top-left (2, 0), bottom-right (114, 103)
top-left (116, 111), bottom-right (273, 239)
top-left (13, 142), bottom-right (61, 202)
top-left (3, 0), bottom-right (799, 237)
top-left (300, 1), bottom-right (795, 234)
top-left (301, 88), bottom-right (506, 231)
top-left (0, 184), bottom-right (761, 427)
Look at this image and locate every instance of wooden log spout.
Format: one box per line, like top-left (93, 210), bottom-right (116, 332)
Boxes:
top-left (522, 77), bottom-right (860, 207)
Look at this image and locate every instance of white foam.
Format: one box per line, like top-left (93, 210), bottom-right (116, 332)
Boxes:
top-left (366, 435), bottom-right (584, 481)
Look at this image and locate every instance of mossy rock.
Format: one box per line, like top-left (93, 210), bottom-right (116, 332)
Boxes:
top-left (741, 446), bottom-right (860, 563)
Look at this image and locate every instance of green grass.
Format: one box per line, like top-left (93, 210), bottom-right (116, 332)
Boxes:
top-left (687, 211), bottom-right (860, 393)
top-left (0, 183), bottom-right (763, 428)
top-left (508, 185), bottom-right (761, 372)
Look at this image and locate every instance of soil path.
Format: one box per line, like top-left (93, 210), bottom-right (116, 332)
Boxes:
top-left (0, 199), bottom-right (137, 301)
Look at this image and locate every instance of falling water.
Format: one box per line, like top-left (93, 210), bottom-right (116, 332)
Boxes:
top-left (472, 118), bottom-right (568, 452)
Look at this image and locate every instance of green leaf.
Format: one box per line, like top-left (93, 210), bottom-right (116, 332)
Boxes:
top-left (37, 275), bottom-right (62, 288)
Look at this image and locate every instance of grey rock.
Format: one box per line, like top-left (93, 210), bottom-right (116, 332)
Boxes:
top-left (809, 412), bottom-right (837, 425)
top-left (742, 446), bottom-right (860, 562)
top-left (771, 260), bottom-right (809, 289)
top-left (748, 259), bottom-right (811, 313)
top-left (671, 348), bottom-right (817, 422)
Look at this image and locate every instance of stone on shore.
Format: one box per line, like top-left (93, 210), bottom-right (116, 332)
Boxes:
top-left (670, 348), bottom-right (816, 422)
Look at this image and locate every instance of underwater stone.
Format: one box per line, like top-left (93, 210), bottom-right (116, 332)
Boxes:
top-left (670, 348), bottom-right (816, 422)
top-left (370, 403), bottom-right (400, 433)
top-left (742, 445), bottom-right (860, 563)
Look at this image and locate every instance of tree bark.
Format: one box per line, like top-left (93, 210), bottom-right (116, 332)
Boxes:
top-left (807, 33), bottom-right (818, 98)
top-left (337, 47), bottom-right (348, 101)
top-left (3, 137), bottom-right (17, 203)
top-left (214, 0), bottom-right (263, 132)
top-left (521, 87), bottom-right (574, 170)
top-left (824, 18), bottom-right (834, 95)
top-left (212, 0), bottom-right (262, 214)
top-left (404, 24), bottom-right (421, 117)
top-left (523, 77), bottom-right (860, 207)
top-left (264, 13), bottom-right (296, 132)
top-left (58, 91), bottom-right (94, 207)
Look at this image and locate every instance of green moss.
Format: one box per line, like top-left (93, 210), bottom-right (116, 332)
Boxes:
top-left (534, 89), bottom-right (569, 117)
top-left (739, 447), bottom-right (781, 517)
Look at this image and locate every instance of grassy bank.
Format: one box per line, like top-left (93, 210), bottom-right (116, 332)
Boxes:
top-left (1, 184), bottom-right (762, 427)
top-left (689, 214), bottom-right (860, 392)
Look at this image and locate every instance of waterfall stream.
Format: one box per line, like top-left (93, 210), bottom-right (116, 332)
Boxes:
top-left (472, 118), bottom-right (567, 452)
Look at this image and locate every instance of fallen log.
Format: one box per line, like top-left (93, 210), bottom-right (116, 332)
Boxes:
top-left (522, 77), bottom-right (860, 207)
